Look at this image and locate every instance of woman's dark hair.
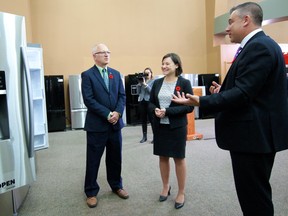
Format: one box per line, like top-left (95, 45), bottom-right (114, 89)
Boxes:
top-left (162, 53), bottom-right (183, 76)
top-left (144, 67), bottom-right (153, 79)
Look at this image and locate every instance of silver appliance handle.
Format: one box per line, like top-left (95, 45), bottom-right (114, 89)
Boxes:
top-left (21, 46), bottom-right (35, 158)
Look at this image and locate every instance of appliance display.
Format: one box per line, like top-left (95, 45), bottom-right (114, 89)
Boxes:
top-left (182, 73), bottom-right (220, 119)
top-left (45, 75), bottom-right (66, 132)
top-left (124, 74), bottom-right (141, 125)
top-left (198, 74), bottom-right (220, 95)
top-left (181, 74), bottom-right (198, 87)
top-left (197, 73), bottom-right (220, 119)
top-left (69, 75), bottom-right (87, 129)
top-left (0, 12), bottom-right (48, 215)
top-left (182, 74), bottom-right (200, 118)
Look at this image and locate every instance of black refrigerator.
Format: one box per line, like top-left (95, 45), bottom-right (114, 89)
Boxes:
top-left (44, 75), bottom-right (66, 132)
top-left (198, 73), bottom-right (220, 119)
top-left (125, 74), bottom-right (141, 125)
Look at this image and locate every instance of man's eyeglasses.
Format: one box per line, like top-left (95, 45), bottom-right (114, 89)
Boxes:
top-left (94, 51), bottom-right (111, 55)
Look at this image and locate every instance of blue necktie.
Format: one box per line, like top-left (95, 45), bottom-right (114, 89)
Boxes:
top-left (102, 68), bottom-right (109, 90)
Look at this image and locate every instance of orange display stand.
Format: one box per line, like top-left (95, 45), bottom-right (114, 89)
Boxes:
top-left (186, 87), bottom-right (203, 140)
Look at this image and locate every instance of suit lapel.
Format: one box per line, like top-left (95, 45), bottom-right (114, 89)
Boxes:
top-left (174, 77), bottom-right (182, 95)
top-left (221, 31), bottom-right (266, 92)
top-left (155, 77), bottom-right (164, 95)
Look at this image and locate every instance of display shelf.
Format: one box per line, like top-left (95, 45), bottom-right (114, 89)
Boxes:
top-left (30, 69), bottom-right (42, 90)
top-left (27, 44), bottom-right (49, 151)
top-left (32, 89), bottom-right (43, 100)
top-left (33, 100), bottom-right (44, 122)
top-left (34, 135), bottom-right (46, 150)
top-left (34, 123), bottom-right (45, 136)
top-left (27, 48), bottom-right (42, 70)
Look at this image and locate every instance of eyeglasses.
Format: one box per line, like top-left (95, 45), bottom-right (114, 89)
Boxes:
top-left (94, 51), bottom-right (111, 55)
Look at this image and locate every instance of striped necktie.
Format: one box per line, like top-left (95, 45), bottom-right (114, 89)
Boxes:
top-left (232, 47), bottom-right (243, 63)
top-left (102, 68), bottom-right (109, 90)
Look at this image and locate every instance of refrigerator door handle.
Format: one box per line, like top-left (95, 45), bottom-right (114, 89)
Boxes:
top-left (21, 46), bottom-right (35, 158)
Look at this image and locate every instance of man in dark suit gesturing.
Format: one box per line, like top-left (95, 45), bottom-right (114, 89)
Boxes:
top-left (172, 2), bottom-right (288, 216)
top-left (81, 43), bottom-right (128, 208)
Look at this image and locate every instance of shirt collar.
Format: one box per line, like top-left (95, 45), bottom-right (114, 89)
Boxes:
top-left (95, 65), bottom-right (107, 72)
top-left (240, 28), bottom-right (262, 48)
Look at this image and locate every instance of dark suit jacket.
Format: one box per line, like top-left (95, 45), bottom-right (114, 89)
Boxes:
top-left (149, 76), bottom-right (194, 130)
top-left (201, 31), bottom-right (288, 153)
top-left (81, 65), bottom-right (126, 132)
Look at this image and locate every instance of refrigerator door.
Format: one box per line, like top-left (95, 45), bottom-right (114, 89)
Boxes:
top-left (69, 75), bottom-right (87, 129)
top-left (124, 75), bottom-right (141, 125)
top-left (198, 73), bottom-right (220, 95)
top-left (182, 73), bottom-right (198, 87)
top-left (69, 75), bottom-right (86, 109)
top-left (71, 109), bottom-right (87, 129)
top-left (27, 44), bottom-right (49, 150)
top-left (0, 12), bottom-right (35, 194)
top-left (45, 75), bottom-right (65, 110)
top-left (182, 74), bottom-right (200, 118)
top-left (45, 75), bottom-right (66, 131)
top-left (47, 110), bottom-right (66, 131)
top-left (198, 74), bottom-right (220, 119)
top-left (0, 12), bottom-right (42, 215)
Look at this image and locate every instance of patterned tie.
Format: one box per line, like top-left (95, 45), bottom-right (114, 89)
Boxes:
top-left (102, 68), bottom-right (109, 90)
top-left (232, 46), bottom-right (243, 63)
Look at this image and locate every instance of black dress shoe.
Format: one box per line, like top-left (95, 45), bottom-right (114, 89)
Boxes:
top-left (159, 186), bottom-right (171, 202)
top-left (139, 137), bottom-right (147, 143)
top-left (175, 201), bottom-right (185, 209)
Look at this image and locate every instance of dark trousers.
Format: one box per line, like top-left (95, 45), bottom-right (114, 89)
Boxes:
top-left (230, 151), bottom-right (276, 216)
top-left (139, 100), bottom-right (154, 134)
top-left (84, 129), bottom-right (123, 197)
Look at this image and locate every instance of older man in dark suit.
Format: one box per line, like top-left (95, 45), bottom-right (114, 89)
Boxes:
top-left (81, 43), bottom-right (127, 208)
top-left (172, 2), bottom-right (288, 216)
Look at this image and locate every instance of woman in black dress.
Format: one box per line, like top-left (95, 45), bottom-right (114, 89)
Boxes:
top-left (149, 53), bottom-right (194, 209)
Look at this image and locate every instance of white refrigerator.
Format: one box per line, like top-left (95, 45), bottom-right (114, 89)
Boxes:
top-left (0, 12), bottom-right (48, 215)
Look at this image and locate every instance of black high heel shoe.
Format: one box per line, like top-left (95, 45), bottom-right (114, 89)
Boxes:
top-left (174, 201), bottom-right (185, 209)
top-left (159, 186), bottom-right (171, 202)
top-left (174, 195), bottom-right (185, 209)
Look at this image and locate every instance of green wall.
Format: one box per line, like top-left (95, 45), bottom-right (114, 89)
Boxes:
top-left (214, 0), bottom-right (288, 35)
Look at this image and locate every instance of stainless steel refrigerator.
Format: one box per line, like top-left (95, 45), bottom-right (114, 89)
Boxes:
top-left (0, 12), bottom-right (48, 215)
top-left (69, 75), bottom-right (87, 129)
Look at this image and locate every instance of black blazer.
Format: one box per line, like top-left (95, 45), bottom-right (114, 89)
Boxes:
top-left (201, 31), bottom-right (288, 153)
top-left (149, 76), bottom-right (194, 129)
top-left (81, 65), bottom-right (126, 132)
